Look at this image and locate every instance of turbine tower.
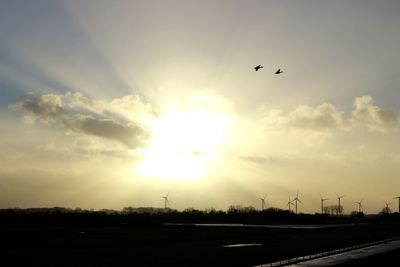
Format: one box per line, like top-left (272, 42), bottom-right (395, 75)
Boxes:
top-left (287, 196), bottom-right (294, 212)
top-left (337, 195), bottom-right (345, 215)
top-left (259, 195), bottom-right (267, 211)
top-left (384, 201), bottom-right (392, 214)
top-left (320, 195), bottom-right (328, 214)
top-left (355, 199), bottom-right (363, 213)
top-left (393, 196), bottom-right (400, 213)
top-left (162, 193), bottom-right (169, 209)
top-left (292, 191), bottom-right (303, 214)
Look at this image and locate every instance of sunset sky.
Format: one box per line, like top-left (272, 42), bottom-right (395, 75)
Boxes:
top-left (1, 0), bottom-right (400, 214)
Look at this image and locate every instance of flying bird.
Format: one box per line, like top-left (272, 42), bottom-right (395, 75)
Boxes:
top-left (275, 68), bottom-right (283, 74)
top-left (254, 65), bottom-right (263, 71)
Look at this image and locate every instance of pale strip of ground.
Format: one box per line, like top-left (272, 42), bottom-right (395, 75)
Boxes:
top-left (163, 223), bottom-right (353, 229)
top-left (270, 238), bottom-right (400, 267)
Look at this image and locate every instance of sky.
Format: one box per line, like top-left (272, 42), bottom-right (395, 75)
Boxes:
top-left (1, 0), bottom-right (400, 214)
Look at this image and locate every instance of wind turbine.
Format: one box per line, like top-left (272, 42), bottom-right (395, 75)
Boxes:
top-left (320, 195), bottom-right (328, 214)
top-left (259, 195), bottom-right (267, 211)
top-left (384, 201), bottom-right (392, 214)
top-left (287, 196), bottom-right (294, 212)
top-left (292, 191), bottom-right (303, 214)
top-left (355, 199), bottom-right (363, 213)
top-left (393, 196), bottom-right (400, 213)
top-left (162, 193), bottom-right (170, 209)
top-left (337, 194), bottom-right (345, 215)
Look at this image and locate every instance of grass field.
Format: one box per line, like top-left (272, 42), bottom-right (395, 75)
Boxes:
top-left (2, 222), bottom-right (400, 266)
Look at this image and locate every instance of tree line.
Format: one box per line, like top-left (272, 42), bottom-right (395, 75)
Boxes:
top-left (1, 205), bottom-right (398, 226)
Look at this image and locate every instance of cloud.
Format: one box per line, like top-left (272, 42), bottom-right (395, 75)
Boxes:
top-left (238, 155), bottom-right (267, 164)
top-left (351, 96), bottom-right (400, 132)
top-left (261, 96), bottom-right (400, 144)
top-left (261, 102), bottom-right (348, 144)
top-left (77, 117), bottom-right (146, 147)
top-left (238, 155), bottom-right (285, 165)
top-left (35, 137), bottom-right (135, 160)
top-left (64, 92), bottom-right (156, 123)
top-left (262, 102), bottom-right (348, 132)
top-left (11, 92), bottom-right (154, 148)
top-left (14, 94), bottom-right (64, 124)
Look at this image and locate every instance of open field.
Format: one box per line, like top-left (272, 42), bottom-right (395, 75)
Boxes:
top-left (2, 221), bottom-right (400, 266)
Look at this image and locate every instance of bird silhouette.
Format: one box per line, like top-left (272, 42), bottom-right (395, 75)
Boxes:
top-left (275, 68), bottom-right (283, 74)
top-left (254, 65), bottom-right (263, 71)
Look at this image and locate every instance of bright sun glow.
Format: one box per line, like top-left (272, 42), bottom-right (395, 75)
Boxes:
top-left (138, 107), bottom-right (232, 181)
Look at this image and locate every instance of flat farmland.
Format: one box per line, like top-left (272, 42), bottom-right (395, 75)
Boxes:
top-left (2, 222), bottom-right (400, 266)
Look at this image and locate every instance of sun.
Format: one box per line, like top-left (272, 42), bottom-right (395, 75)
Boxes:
top-left (137, 105), bottom-right (232, 181)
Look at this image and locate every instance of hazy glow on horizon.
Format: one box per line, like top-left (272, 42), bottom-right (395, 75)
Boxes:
top-left (1, 0), bottom-right (400, 213)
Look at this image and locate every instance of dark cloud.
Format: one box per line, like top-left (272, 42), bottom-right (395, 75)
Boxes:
top-left (13, 94), bottom-right (64, 123)
top-left (239, 156), bottom-right (267, 164)
top-left (78, 117), bottom-right (147, 147)
top-left (239, 155), bottom-right (283, 165)
top-left (11, 93), bottom-right (151, 148)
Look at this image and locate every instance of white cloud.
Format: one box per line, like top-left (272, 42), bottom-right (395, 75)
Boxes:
top-left (261, 96), bottom-right (400, 144)
top-left (262, 103), bottom-right (348, 132)
top-left (351, 95), bottom-right (399, 132)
